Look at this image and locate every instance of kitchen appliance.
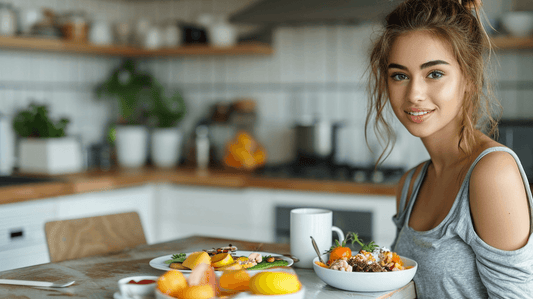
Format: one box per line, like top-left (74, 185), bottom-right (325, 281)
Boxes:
top-left (496, 119), bottom-right (533, 182)
top-left (294, 119), bottom-right (343, 163)
top-left (0, 113), bottom-right (15, 175)
top-left (255, 161), bottom-right (404, 184)
top-left (179, 22), bottom-right (207, 44)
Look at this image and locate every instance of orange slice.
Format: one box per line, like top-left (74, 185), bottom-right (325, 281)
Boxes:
top-left (157, 270), bottom-right (188, 297)
top-left (211, 253), bottom-right (234, 268)
top-left (219, 269), bottom-right (250, 292)
top-left (180, 284), bottom-right (215, 299)
top-left (182, 252), bottom-right (211, 270)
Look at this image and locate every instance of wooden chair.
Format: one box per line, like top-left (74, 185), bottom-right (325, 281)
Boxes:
top-left (45, 211), bottom-right (147, 263)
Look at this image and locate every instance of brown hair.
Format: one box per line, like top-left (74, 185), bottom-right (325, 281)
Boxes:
top-left (366, 0), bottom-right (501, 165)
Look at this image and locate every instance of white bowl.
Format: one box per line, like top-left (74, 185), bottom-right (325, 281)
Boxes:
top-left (155, 287), bottom-right (306, 299)
top-left (312, 255), bottom-right (417, 292)
top-left (501, 11), bottom-right (533, 37)
top-left (118, 275), bottom-right (159, 298)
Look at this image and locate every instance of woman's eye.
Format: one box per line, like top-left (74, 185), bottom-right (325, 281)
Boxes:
top-left (427, 71), bottom-right (444, 79)
top-left (390, 73), bottom-right (408, 81)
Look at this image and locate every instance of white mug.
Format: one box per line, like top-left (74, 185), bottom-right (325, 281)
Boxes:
top-left (290, 208), bottom-right (344, 268)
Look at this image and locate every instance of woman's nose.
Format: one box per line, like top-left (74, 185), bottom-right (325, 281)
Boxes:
top-left (407, 77), bottom-right (426, 103)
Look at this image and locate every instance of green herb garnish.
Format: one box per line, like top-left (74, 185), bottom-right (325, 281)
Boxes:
top-left (348, 232), bottom-right (379, 252)
top-left (164, 253), bottom-right (187, 264)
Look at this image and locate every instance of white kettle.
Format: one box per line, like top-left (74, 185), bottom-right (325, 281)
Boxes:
top-left (0, 114), bottom-right (15, 175)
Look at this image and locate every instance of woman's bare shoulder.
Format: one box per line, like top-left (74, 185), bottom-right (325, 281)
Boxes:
top-left (469, 146), bottom-right (530, 251)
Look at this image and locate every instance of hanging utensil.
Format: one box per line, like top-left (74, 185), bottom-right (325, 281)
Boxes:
top-left (310, 236), bottom-right (326, 265)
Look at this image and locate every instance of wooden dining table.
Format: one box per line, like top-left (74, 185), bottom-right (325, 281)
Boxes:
top-left (0, 235), bottom-right (415, 298)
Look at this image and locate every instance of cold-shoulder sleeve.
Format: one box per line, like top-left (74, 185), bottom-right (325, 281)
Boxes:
top-left (465, 230), bottom-right (533, 297)
top-left (463, 147), bottom-right (533, 297)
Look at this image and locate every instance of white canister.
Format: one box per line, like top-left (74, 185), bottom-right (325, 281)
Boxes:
top-left (0, 3), bottom-right (17, 36)
top-left (89, 20), bottom-right (113, 46)
top-left (162, 23), bottom-right (181, 48)
top-left (208, 21), bottom-right (237, 48)
top-left (0, 114), bottom-right (15, 175)
top-left (144, 26), bottom-right (162, 50)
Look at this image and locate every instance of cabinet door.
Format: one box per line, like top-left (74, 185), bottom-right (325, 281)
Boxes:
top-left (157, 185), bottom-right (258, 242)
top-left (55, 185), bottom-right (156, 244)
top-left (0, 199), bottom-right (58, 271)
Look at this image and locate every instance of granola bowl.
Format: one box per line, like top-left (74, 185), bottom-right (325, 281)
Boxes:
top-left (312, 255), bottom-right (417, 292)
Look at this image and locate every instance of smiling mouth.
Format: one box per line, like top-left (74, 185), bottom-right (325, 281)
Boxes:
top-left (405, 110), bottom-right (434, 123)
top-left (406, 111), bottom-right (432, 116)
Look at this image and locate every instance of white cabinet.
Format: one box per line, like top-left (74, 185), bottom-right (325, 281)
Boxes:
top-left (0, 199), bottom-right (58, 272)
top-left (156, 185), bottom-right (261, 243)
top-left (55, 185), bottom-right (157, 244)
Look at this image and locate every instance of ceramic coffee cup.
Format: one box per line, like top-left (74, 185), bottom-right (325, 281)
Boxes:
top-left (290, 208), bottom-right (344, 268)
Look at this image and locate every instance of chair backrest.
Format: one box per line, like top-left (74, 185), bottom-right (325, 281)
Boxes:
top-left (45, 211), bottom-right (147, 263)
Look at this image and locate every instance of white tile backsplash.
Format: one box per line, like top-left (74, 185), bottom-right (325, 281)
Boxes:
top-left (1, 0), bottom-right (532, 170)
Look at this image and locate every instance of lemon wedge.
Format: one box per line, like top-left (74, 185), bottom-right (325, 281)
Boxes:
top-left (211, 253), bottom-right (234, 268)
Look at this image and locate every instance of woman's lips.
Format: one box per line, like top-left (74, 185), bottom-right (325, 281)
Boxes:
top-left (405, 109), bottom-right (434, 123)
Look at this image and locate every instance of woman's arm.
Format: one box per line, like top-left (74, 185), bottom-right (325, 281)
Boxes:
top-left (469, 151), bottom-right (530, 251)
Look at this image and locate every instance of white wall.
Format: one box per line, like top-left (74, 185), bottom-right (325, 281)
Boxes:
top-left (0, 0), bottom-right (532, 170)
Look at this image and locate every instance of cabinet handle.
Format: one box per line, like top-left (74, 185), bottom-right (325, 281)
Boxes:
top-left (10, 230), bottom-right (24, 240)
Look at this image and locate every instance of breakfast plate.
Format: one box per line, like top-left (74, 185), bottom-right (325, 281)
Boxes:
top-left (149, 251), bottom-right (294, 274)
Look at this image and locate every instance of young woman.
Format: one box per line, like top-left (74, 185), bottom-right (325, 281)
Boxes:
top-left (366, 0), bottom-right (533, 297)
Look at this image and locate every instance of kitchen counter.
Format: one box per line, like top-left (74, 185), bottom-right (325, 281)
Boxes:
top-left (0, 167), bottom-right (398, 205)
top-left (0, 235), bottom-right (415, 298)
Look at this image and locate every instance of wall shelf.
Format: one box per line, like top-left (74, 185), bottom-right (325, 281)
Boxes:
top-left (0, 35), bottom-right (530, 57)
top-left (0, 36), bottom-right (274, 57)
top-left (492, 36), bottom-right (533, 50)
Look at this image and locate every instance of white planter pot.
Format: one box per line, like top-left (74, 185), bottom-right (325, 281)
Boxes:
top-left (115, 125), bottom-right (148, 168)
top-left (151, 127), bottom-right (183, 168)
top-left (18, 137), bottom-right (83, 175)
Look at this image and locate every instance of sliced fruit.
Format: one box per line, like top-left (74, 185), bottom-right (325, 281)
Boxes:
top-left (157, 270), bottom-right (188, 297)
top-left (215, 262), bottom-right (242, 271)
top-left (180, 284), bottom-right (215, 299)
top-left (211, 252), bottom-right (234, 268)
top-left (182, 251), bottom-right (211, 270)
top-left (187, 263), bottom-right (219, 296)
top-left (219, 269), bottom-right (250, 292)
top-left (249, 271), bottom-right (301, 295)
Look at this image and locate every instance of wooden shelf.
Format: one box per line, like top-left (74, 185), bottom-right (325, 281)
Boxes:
top-left (492, 36), bottom-right (533, 50)
top-left (0, 35), bottom-right (274, 57)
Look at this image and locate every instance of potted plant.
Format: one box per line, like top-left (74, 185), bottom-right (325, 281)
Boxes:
top-left (12, 103), bottom-right (83, 174)
top-left (96, 59), bottom-right (154, 168)
top-left (148, 86), bottom-right (187, 168)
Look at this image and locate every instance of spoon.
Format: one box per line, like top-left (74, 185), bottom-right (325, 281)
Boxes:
top-left (310, 236), bottom-right (326, 265)
top-left (0, 279), bottom-right (75, 288)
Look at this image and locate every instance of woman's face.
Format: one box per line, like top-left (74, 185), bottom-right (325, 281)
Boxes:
top-left (387, 31), bottom-right (468, 139)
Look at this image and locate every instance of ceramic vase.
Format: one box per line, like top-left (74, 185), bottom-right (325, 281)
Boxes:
top-left (18, 137), bottom-right (83, 174)
top-left (151, 127), bottom-right (182, 168)
top-left (115, 125), bottom-right (148, 168)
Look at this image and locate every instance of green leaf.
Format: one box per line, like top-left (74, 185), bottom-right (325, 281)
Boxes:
top-left (12, 103), bottom-right (69, 138)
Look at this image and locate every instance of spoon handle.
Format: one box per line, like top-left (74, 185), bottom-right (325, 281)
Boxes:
top-left (310, 236), bottom-right (326, 265)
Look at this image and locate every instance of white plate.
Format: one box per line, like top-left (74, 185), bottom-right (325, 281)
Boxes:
top-left (312, 255), bottom-right (417, 292)
top-left (149, 251), bottom-right (294, 275)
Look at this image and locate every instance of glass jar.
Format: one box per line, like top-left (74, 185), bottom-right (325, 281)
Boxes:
top-left (61, 11), bottom-right (88, 42)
